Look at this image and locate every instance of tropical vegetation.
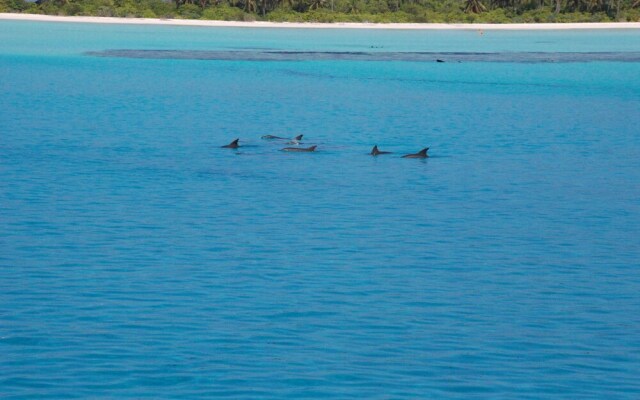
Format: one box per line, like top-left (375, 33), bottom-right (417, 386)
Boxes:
top-left (2, 0), bottom-right (639, 22)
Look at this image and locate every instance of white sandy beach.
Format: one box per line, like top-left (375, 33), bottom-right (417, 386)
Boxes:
top-left (2, 12), bottom-right (640, 29)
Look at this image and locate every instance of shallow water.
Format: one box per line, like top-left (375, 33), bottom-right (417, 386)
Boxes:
top-left (1, 21), bottom-right (640, 398)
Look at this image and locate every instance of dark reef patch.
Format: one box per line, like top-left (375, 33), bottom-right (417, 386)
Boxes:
top-left (85, 49), bottom-right (640, 63)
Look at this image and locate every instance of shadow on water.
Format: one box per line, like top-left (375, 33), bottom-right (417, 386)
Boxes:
top-left (85, 49), bottom-right (640, 63)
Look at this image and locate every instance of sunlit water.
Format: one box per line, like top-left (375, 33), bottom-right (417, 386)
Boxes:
top-left (1, 21), bottom-right (640, 398)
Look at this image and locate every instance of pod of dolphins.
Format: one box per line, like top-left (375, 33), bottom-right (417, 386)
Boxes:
top-left (221, 135), bottom-right (429, 158)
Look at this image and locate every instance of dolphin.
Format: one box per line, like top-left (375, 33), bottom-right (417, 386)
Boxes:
top-left (370, 145), bottom-right (392, 156)
top-left (262, 134), bottom-right (304, 141)
top-left (401, 148), bottom-right (429, 158)
top-left (281, 145), bottom-right (317, 152)
top-left (221, 139), bottom-right (240, 149)
top-left (261, 135), bottom-right (286, 140)
top-left (286, 135), bottom-right (304, 145)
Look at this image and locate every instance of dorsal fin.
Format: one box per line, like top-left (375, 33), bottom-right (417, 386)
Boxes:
top-left (308, 145), bottom-right (317, 151)
top-left (371, 145), bottom-right (379, 155)
top-left (222, 138), bottom-right (240, 148)
top-left (418, 147), bottom-right (429, 155)
top-left (294, 134), bottom-right (303, 141)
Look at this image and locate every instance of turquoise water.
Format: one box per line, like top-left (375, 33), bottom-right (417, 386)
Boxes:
top-left (1, 20), bottom-right (640, 398)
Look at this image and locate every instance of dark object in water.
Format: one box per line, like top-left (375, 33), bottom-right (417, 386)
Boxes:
top-left (436, 59), bottom-right (445, 63)
top-left (281, 145), bottom-right (317, 152)
top-left (402, 148), bottom-right (429, 159)
top-left (262, 134), bottom-right (304, 141)
top-left (370, 145), bottom-right (392, 156)
top-left (221, 138), bottom-right (240, 149)
top-left (87, 49), bottom-right (640, 64)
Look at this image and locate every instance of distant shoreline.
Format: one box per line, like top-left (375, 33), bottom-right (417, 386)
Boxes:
top-left (2, 13), bottom-right (640, 30)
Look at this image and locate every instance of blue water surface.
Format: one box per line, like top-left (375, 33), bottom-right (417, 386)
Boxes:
top-left (1, 20), bottom-right (640, 398)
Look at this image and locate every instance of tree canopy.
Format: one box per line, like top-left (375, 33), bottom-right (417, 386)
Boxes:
top-left (2, 0), bottom-right (639, 22)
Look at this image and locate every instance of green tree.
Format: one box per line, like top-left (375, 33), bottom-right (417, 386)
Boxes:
top-left (465, 0), bottom-right (486, 12)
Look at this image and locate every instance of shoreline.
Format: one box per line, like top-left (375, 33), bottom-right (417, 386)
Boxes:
top-left (2, 13), bottom-right (640, 30)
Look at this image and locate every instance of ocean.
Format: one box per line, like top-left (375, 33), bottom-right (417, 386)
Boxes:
top-left (1, 20), bottom-right (640, 398)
